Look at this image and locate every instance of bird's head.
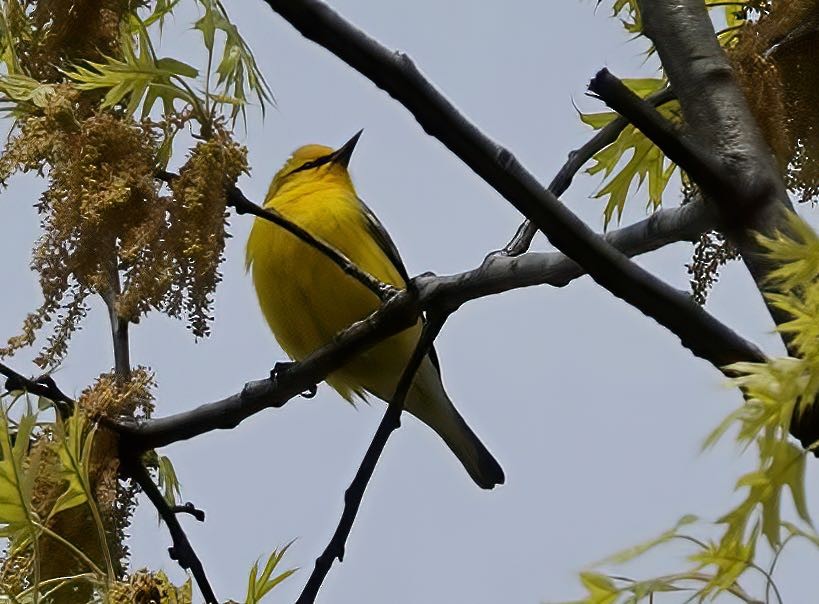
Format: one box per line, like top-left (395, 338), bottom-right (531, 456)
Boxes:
top-left (266, 130), bottom-right (363, 200)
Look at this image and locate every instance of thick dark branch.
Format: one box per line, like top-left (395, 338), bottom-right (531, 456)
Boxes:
top-left (502, 86), bottom-right (675, 256)
top-left (635, 0), bottom-right (819, 445)
top-left (259, 0), bottom-right (758, 369)
top-left (122, 457), bottom-right (217, 604)
top-left (157, 170), bottom-right (391, 301)
top-left (295, 314), bottom-right (447, 604)
top-left (636, 0), bottom-right (792, 243)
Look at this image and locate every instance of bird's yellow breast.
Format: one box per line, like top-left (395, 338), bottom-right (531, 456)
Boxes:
top-left (246, 179), bottom-right (421, 401)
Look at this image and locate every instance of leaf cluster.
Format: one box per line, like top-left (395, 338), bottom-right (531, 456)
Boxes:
top-left (587, 0), bottom-right (816, 229)
top-left (580, 77), bottom-right (679, 228)
top-left (559, 211), bottom-right (819, 603)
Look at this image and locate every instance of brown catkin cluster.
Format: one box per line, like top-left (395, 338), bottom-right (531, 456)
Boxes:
top-left (728, 0), bottom-right (819, 203)
top-left (687, 231), bottom-right (741, 305)
top-left (0, 369), bottom-right (155, 600)
top-left (13, 0), bottom-right (137, 82)
top-left (0, 105), bottom-right (249, 364)
top-left (0, 104), bottom-right (160, 366)
top-left (118, 125), bottom-right (249, 337)
top-left (109, 569), bottom-right (192, 603)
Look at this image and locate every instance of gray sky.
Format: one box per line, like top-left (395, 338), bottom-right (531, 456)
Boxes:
top-left (1, 1), bottom-right (817, 602)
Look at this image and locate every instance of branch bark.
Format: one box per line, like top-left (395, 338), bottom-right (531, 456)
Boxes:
top-left (226, 185), bottom-right (394, 301)
top-left (101, 264), bottom-right (130, 379)
top-left (634, 1), bottom-right (794, 276)
top-left (631, 0), bottom-right (819, 446)
top-left (0, 362), bottom-right (72, 417)
top-left (157, 171), bottom-right (392, 301)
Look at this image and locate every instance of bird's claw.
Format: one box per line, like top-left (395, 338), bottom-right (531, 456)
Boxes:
top-left (270, 362), bottom-right (318, 399)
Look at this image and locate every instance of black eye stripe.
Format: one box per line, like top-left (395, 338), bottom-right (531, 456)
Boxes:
top-left (288, 153), bottom-right (334, 176)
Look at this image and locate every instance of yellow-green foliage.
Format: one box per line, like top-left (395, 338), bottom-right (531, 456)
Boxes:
top-left (587, 0), bottom-right (815, 226)
top-left (0, 1), bottom-right (256, 367)
top-left (580, 77), bottom-right (679, 228)
top-left (0, 3), bottom-right (294, 601)
top-left (559, 212), bottom-right (819, 603)
top-left (245, 542), bottom-right (298, 604)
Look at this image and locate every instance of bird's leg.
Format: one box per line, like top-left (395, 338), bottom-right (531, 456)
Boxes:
top-left (270, 361), bottom-right (318, 399)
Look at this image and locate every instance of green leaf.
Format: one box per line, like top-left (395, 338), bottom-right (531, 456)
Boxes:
top-left (50, 413), bottom-right (95, 518)
top-left (64, 24), bottom-right (200, 118)
top-left (0, 403), bottom-right (37, 542)
top-left (0, 73), bottom-right (58, 116)
top-left (579, 112), bottom-right (618, 130)
top-left (576, 571), bottom-right (619, 604)
top-left (580, 78), bottom-right (678, 227)
top-left (594, 514), bottom-right (698, 566)
top-left (244, 541), bottom-right (297, 603)
top-left (689, 525), bottom-right (758, 597)
top-left (157, 454), bottom-right (182, 507)
top-left (140, 0), bottom-right (182, 31)
top-left (156, 57), bottom-right (199, 79)
top-left (194, 0), bottom-right (273, 122)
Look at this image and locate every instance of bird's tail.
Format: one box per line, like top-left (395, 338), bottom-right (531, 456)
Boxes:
top-left (403, 357), bottom-right (505, 490)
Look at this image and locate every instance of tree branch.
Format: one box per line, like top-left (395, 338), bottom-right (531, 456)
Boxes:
top-left (121, 456), bottom-right (218, 604)
top-left (635, 0), bottom-right (794, 263)
top-left (114, 288), bottom-right (421, 451)
top-left (295, 313), bottom-right (447, 604)
top-left (226, 185), bottom-right (395, 300)
top-left (474, 201), bottom-right (714, 295)
top-left (258, 0), bottom-right (760, 371)
top-left (114, 202), bottom-right (759, 453)
top-left (502, 86), bottom-right (675, 256)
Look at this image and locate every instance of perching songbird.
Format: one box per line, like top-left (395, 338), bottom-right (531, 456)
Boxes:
top-left (245, 132), bottom-right (504, 489)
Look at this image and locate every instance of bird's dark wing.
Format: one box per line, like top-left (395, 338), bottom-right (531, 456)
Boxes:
top-left (358, 197), bottom-right (410, 283)
top-left (358, 197), bottom-right (442, 374)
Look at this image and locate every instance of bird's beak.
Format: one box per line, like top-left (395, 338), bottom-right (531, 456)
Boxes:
top-left (331, 130), bottom-right (363, 168)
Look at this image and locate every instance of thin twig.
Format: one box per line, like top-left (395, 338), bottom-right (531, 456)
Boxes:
top-left (295, 313), bottom-right (447, 604)
top-left (101, 261), bottom-right (131, 379)
top-left (156, 170), bottom-right (392, 301)
top-left (501, 86), bottom-right (675, 256)
top-left (122, 456), bottom-right (218, 604)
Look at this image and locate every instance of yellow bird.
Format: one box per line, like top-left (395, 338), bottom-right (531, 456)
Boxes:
top-left (246, 132), bottom-right (504, 489)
